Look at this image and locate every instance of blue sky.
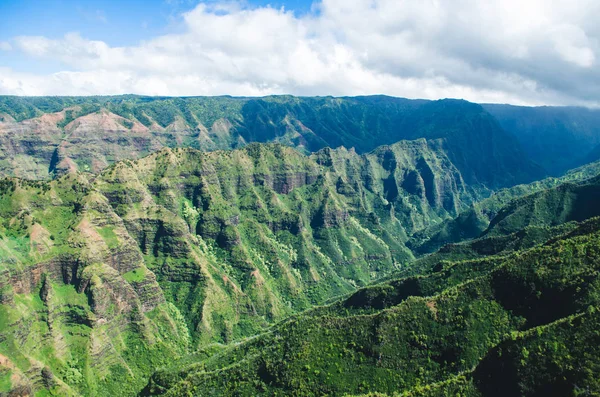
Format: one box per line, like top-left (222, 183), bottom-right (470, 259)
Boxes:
top-left (0, 0), bottom-right (313, 45)
top-left (0, 0), bottom-right (314, 74)
top-left (0, 0), bottom-right (598, 106)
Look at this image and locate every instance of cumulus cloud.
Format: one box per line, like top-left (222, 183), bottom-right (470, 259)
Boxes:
top-left (0, 0), bottom-right (599, 105)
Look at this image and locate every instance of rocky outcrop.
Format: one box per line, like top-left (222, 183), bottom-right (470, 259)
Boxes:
top-left (253, 172), bottom-right (319, 194)
top-left (0, 255), bottom-right (81, 296)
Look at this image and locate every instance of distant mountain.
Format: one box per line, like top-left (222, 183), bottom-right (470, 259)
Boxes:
top-left (583, 142), bottom-right (600, 165)
top-left (0, 95), bottom-right (544, 190)
top-left (484, 104), bottom-right (600, 175)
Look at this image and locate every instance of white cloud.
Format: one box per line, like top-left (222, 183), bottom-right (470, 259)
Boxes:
top-left (1, 0), bottom-right (599, 106)
top-left (552, 25), bottom-right (595, 68)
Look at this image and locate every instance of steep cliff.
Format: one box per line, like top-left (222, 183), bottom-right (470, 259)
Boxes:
top-left (0, 139), bottom-right (476, 395)
top-left (0, 96), bottom-right (544, 190)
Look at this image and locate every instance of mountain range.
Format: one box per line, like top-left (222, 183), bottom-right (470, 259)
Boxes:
top-left (0, 95), bottom-right (599, 396)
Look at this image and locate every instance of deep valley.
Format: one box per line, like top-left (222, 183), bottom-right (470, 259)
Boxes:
top-left (0, 95), bottom-right (599, 396)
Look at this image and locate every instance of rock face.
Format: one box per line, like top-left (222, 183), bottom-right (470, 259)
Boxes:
top-left (0, 96), bottom-right (545, 189)
top-left (0, 139), bottom-right (481, 395)
top-left (0, 175), bottom-right (189, 396)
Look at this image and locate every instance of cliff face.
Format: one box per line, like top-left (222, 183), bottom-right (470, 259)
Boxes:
top-left (0, 96), bottom-right (544, 190)
top-left (0, 140), bottom-right (476, 395)
top-left (314, 139), bottom-right (473, 236)
top-left (0, 95), bottom-right (599, 397)
top-left (0, 175), bottom-right (190, 396)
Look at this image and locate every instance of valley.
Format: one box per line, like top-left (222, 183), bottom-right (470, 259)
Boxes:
top-left (0, 95), bottom-right (599, 396)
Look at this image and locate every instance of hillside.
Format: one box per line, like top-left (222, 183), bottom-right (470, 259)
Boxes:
top-left (482, 175), bottom-right (600, 237)
top-left (144, 214), bottom-right (600, 396)
top-left (0, 96), bottom-right (543, 190)
top-left (0, 140), bottom-right (485, 395)
top-left (483, 104), bottom-right (600, 175)
top-left (410, 160), bottom-right (600, 255)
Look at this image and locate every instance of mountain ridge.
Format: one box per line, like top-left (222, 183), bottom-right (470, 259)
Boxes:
top-left (0, 95), bottom-right (545, 191)
top-left (0, 139), bottom-right (483, 395)
top-left (1, 95), bottom-right (599, 396)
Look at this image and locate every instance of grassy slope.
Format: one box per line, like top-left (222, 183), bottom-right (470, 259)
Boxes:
top-left (0, 140), bottom-right (479, 395)
top-left (145, 216), bottom-right (600, 396)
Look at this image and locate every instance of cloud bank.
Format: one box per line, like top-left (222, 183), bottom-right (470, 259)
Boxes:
top-left (0, 0), bottom-right (599, 105)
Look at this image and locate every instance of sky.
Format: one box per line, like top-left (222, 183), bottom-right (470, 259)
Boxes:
top-left (0, 0), bottom-right (599, 106)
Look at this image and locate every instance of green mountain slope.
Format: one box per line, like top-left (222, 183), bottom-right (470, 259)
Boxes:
top-left (482, 175), bottom-right (600, 237)
top-left (144, 214), bottom-right (600, 396)
top-left (483, 104), bottom-right (600, 175)
top-left (0, 96), bottom-right (543, 190)
top-left (410, 160), bottom-right (600, 255)
top-left (0, 139), bottom-right (485, 395)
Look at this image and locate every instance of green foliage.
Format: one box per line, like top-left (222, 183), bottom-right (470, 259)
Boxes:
top-left (0, 95), bottom-right (544, 191)
top-left (0, 369), bottom-right (12, 393)
top-left (0, 102), bottom-right (599, 396)
top-left (474, 309), bottom-right (600, 396)
top-left (146, 212), bottom-right (600, 396)
top-left (62, 359), bottom-right (84, 385)
top-left (123, 267), bottom-right (146, 283)
top-left (98, 226), bottom-right (119, 249)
